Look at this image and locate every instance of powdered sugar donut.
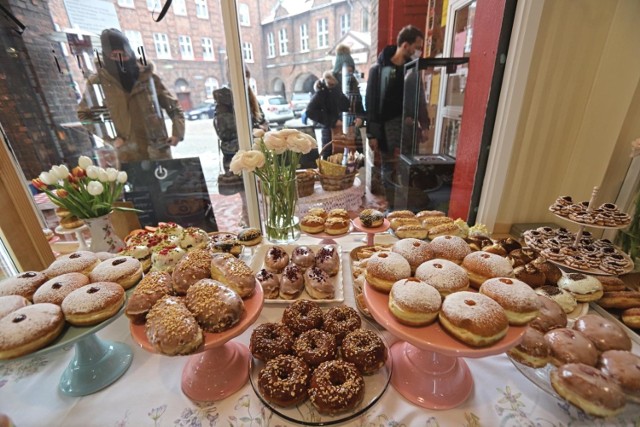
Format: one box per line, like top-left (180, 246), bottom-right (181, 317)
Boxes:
top-left (0, 295), bottom-right (30, 319)
top-left (429, 235), bottom-right (471, 264)
top-left (89, 256), bottom-right (143, 290)
top-left (32, 272), bottom-right (90, 305)
top-left (364, 251), bottom-right (411, 293)
top-left (391, 238), bottom-right (434, 274)
top-left (0, 271), bottom-right (48, 301)
top-left (45, 251), bottom-right (100, 278)
top-left (61, 282), bottom-right (125, 326)
top-left (479, 277), bottom-right (539, 325)
top-left (389, 278), bottom-right (441, 326)
top-left (462, 251), bottom-right (514, 289)
top-left (0, 303), bottom-right (65, 360)
top-left (415, 258), bottom-right (469, 297)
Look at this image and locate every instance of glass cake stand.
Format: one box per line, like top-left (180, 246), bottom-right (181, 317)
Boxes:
top-left (130, 282), bottom-right (264, 402)
top-left (1, 298), bottom-right (132, 397)
top-left (363, 282), bottom-right (526, 409)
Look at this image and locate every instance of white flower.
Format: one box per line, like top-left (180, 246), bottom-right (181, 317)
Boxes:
top-left (287, 133), bottom-right (313, 154)
top-left (87, 181), bottom-right (104, 196)
top-left (253, 128), bottom-right (265, 138)
top-left (51, 165), bottom-right (70, 180)
top-left (39, 171), bottom-right (57, 185)
top-left (242, 150), bottom-right (266, 171)
top-left (229, 150), bottom-right (247, 174)
top-left (78, 156), bottom-right (93, 169)
top-left (116, 171), bottom-right (128, 183)
top-left (263, 132), bottom-right (288, 154)
top-left (278, 129), bottom-right (298, 137)
top-left (97, 168), bottom-right (109, 182)
top-left (106, 168), bottom-right (118, 182)
top-left (86, 165), bottom-right (100, 179)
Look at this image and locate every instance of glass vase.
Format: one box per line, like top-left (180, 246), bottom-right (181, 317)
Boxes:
top-left (84, 212), bottom-right (126, 253)
top-left (258, 178), bottom-right (300, 244)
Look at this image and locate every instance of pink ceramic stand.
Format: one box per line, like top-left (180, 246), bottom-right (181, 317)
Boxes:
top-left (303, 229), bottom-right (350, 245)
top-left (351, 218), bottom-right (391, 246)
top-left (363, 282), bottom-right (525, 410)
top-left (131, 282), bottom-right (264, 402)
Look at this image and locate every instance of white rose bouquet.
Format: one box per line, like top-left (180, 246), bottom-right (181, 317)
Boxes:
top-left (32, 156), bottom-right (136, 219)
top-left (617, 138), bottom-right (640, 263)
top-left (230, 128), bottom-right (317, 242)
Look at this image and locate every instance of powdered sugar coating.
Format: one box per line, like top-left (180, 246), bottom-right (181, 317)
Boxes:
top-left (479, 277), bottom-right (539, 313)
top-left (430, 235), bottom-right (471, 263)
top-left (89, 256), bottom-right (142, 283)
top-left (391, 239), bottom-right (434, 271)
top-left (462, 251), bottom-right (514, 278)
top-left (45, 251), bottom-right (100, 278)
top-left (0, 303), bottom-right (63, 353)
top-left (0, 295), bottom-right (30, 319)
top-left (0, 271), bottom-right (48, 300)
top-left (61, 282), bottom-right (124, 317)
top-left (390, 278), bottom-right (441, 312)
top-left (365, 252), bottom-right (411, 282)
top-left (415, 259), bottom-right (469, 295)
top-left (33, 272), bottom-right (90, 305)
top-left (440, 291), bottom-right (508, 337)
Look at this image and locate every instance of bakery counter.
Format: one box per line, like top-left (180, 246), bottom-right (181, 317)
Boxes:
top-left (1, 233), bottom-right (638, 426)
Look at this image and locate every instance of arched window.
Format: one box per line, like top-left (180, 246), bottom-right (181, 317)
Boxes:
top-left (175, 78), bottom-right (189, 93)
top-left (204, 77), bottom-right (219, 98)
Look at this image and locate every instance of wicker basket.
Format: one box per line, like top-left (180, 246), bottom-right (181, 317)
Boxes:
top-left (318, 171), bottom-right (357, 191)
top-left (296, 170), bottom-right (316, 197)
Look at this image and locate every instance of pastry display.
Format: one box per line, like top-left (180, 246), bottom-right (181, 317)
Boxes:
top-left (550, 363), bottom-right (625, 418)
top-left (557, 273), bottom-right (603, 302)
top-left (0, 271), bottom-right (49, 301)
top-left (0, 295), bottom-right (30, 319)
top-left (309, 360), bottom-right (365, 415)
top-left (388, 278), bottom-right (441, 326)
top-left (414, 259), bottom-right (469, 297)
top-left (507, 326), bottom-right (550, 368)
top-left (88, 256), bottom-right (143, 290)
top-left (210, 253), bottom-right (255, 298)
top-left (301, 208), bottom-right (351, 235)
top-left (250, 244), bottom-right (342, 301)
top-left (293, 329), bottom-right (337, 367)
top-left (529, 295), bottom-right (568, 333)
top-left (479, 278), bottom-right (539, 326)
top-left (32, 272), bottom-right (90, 305)
top-left (364, 251), bottom-right (411, 293)
top-left (144, 295), bottom-right (203, 356)
top-left (544, 328), bottom-right (598, 367)
top-left (282, 299), bottom-right (324, 335)
top-left (462, 251), bottom-right (514, 289)
top-left (322, 306), bottom-right (361, 345)
top-left (61, 282), bottom-right (125, 326)
top-left (171, 249), bottom-right (213, 295)
top-left (45, 251), bottom-right (100, 278)
top-left (118, 245), bottom-right (152, 273)
top-left (258, 354), bottom-right (310, 407)
top-left (429, 235), bottom-right (471, 264)
top-left (391, 238), bottom-right (434, 274)
top-left (599, 350), bottom-right (640, 403)
top-left (237, 228), bottom-right (263, 246)
top-left (249, 323), bottom-right (295, 362)
top-left (0, 303), bottom-right (65, 360)
top-left (572, 314), bottom-right (631, 352)
top-left (150, 245), bottom-right (186, 273)
top-left (125, 271), bottom-right (174, 324)
top-left (179, 227), bottom-right (210, 250)
top-left (549, 196), bottom-right (631, 226)
top-left (534, 286), bottom-right (577, 314)
top-left (438, 291), bottom-right (509, 347)
top-left (184, 279), bottom-right (244, 333)
top-left (358, 209), bottom-right (384, 228)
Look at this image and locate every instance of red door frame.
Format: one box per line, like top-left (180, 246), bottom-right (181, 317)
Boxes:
top-left (376, 0), bottom-right (508, 220)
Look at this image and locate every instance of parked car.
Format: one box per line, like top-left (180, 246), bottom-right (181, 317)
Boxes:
top-left (289, 92), bottom-right (311, 117)
top-left (185, 100), bottom-right (215, 120)
top-left (257, 95), bottom-right (294, 127)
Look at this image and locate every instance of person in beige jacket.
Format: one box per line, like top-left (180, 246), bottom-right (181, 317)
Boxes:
top-left (78, 29), bottom-right (185, 163)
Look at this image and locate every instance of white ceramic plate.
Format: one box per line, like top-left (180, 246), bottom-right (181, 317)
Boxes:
top-left (248, 244), bottom-right (344, 304)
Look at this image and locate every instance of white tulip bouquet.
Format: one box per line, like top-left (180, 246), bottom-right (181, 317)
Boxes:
top-left (230, 128), bottom-right (317, 242)
top-left (32, 156), bottom-right (134, 219)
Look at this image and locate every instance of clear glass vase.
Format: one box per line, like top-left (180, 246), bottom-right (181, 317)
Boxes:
top-left (258, 178), bottom-right (300, 244)
top-left (84, 212), bottom-right (126, 253)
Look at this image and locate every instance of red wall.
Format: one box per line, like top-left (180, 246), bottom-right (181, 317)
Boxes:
top-left (448, 0), bottom-right (507, 220)
top-left (377, 0), bottom-right (428, 52)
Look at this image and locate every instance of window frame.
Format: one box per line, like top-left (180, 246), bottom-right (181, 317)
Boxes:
top-left (317, 18), bottom-right (328, 49)
top-left (146, 0), bottom-right (160, 11)
top-left (195, 0), bottom-right (209, 19)
top-left (267, 32), bottom-right (275, 58)
top-left (340, 14), bottom-right (350, 36)
top-left (178, 35), bottom-right (194, 60)
top-left (201, 37), bottom-right (214, 60)
top-left (117, 0), bottom-right (135, 8)
top-left (124, 30), bottom-right (144, 54)
top-left (238, 3), bottom-right (250, 26)
top-left (153, 33), bottom-right (172, 59)
top-left (173, 0), bottom-right (187, 16)
top-left (242, 42), bottom-right (254, 62)
top-left (300, 23), bottom-right (309, 52)
top-left (278, 27), bottom-right (289, 55)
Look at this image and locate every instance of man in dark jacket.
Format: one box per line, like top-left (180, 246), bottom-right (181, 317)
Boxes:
top-left (305, 71), bottom-right (350, 153)
top-left (366, 25), bottom-right (424, 178)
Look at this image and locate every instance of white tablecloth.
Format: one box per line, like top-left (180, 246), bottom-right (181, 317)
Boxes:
top-left (1, 233), bottom-right (638, 427)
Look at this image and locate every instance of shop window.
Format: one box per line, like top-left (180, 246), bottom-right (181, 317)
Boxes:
top-left (153, 33), bottom-right (172, 59)
top-left (195, 0), bottom-right (208, 19)
top-left (202, 37), bottom-right (214, 60)
top-left (179, 35), bottom-right (194, 60)
top-left (361, 9), bottom-right (369, 32)
top-left (300, 24), bottom-right (309, 52)
top-left (278, 28), bottom-right (288, 55)
top-left (242, 42), bottom-right (254, 62)
top-left (174, 0), bottom-right (187, 16)
top-left (317, 18), bottom-right (328, 48)
top-left (267, 32), bottom-right (275, 58)
top-left (146, 0), bottom-right (160, 11)
top-left (238, 3), bottom-right (250, 26)
top-left (340, 14), bottom-right (350, 36)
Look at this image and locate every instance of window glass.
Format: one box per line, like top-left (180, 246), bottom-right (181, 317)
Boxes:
top-left (117, 0), bottom-right (135, 8)
top-left (174, 0), bottom-right (187, 16)
top-left (340, 14), bottom-right (350, 36)
top-left (195, 0), bottom-right (208, 19)
top-left (238, 3), bottom-right (250, 26)
top-left (179, 35), bottom-right (194, 60)
top-left (278, 28), bottom-right (288, 55)
top-left (201, 37), bottom-right (214, 60)
top-left (300, 24), bottom-right (309, 52)
top-left (146, 0), bottom-right (160, 11)
top-left (317, 18), bottom-right (328, 48)
top-left (242, 42), bottom-right (254, 62)
top-left (267, 32), bottom-right (275, 57)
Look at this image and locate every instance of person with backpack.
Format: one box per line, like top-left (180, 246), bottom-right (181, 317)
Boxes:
top-left (305, 71), bottom-right (350, 154)
top-left (213, 67), bottom-right (268, 174)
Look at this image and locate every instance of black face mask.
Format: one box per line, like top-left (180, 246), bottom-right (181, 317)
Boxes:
top-left (104, 55), bottom-right (139, 92)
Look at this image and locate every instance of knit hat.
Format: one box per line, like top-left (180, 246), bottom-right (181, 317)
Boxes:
top-left (100, 28), bottom-right (139, 91)
top-left (333, 44), bottom-right (356, 75)
top-left (101, 28), bottom-right (136, 60)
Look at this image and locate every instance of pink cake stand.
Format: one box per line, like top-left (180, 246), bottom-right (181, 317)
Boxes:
top-left (363, 282), bottom-right (525, 410)
top-left (302, 228), bottom-right (351, 245)
top-left (130, 282), bottom-right (264, 402)
top-left (351, 218), bottom-right (391, 246)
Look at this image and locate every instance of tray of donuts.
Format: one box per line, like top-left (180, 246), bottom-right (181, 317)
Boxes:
top-left (385, 209), bottom-right (465, 240)
top-left (590, 273), bottom-right (640, 343)
top-left (0, 250), bottom-right (145, 360)
top-left (507, 311), bottom-right (640, 420)
top-left (300, 208), bottom-right (352, 236)
top-left (126, 248), bottom-right (259, 356)
top-left (349, 244), bottom-right (393, 319)
top-left (248, 300), bottom-right (391, 424)
top-left (248, 244), bottom-right (344, 303)
top-left (522, 226), bottom-right (634, 275)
